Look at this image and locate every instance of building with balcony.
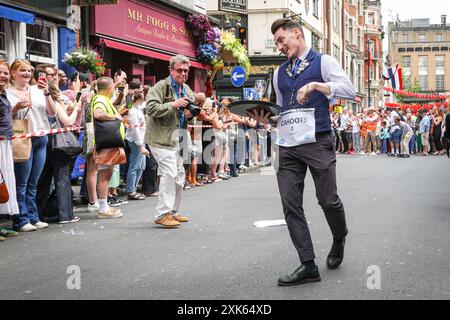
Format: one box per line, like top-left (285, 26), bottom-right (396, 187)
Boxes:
top-left (363, 0), bottom-right (383, 109)
top-left (388, 16), bottom-right (450, 95)
top-left (341, 0), bottom-right (366, 112)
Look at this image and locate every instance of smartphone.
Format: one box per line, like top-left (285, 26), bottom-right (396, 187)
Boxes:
top-left (38, 72), bottom-right (46, 82)
top-left (118, 86), bottom-right (125, 94)
top-left (76, 91), bottom-right (82, 103)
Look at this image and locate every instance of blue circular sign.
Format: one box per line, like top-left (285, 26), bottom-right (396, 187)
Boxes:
top-left (230, 66), bottom-right (246, 87)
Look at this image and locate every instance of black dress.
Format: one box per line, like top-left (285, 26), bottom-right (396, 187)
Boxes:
top-left (433, 118), bottom-right (444, 152)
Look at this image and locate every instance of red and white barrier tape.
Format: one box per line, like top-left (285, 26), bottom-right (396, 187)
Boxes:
top-left (0, 126), bottom-right (81, 141)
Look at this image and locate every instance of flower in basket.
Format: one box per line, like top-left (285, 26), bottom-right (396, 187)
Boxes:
top-left (220, 31), bottom-right (251, 77)
top-left (187, 14), bottom-right (212, 35)
top-left (196, 43), bottom-right (218, 64)
top-left (91, 53), bottom-right (106, 76)
top-left (200, 27), bottom-right (222, 44)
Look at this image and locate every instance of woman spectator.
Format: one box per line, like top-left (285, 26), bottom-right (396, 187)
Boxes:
top-left (443, 102), bottom-right (450, 156)
top-left (125, 90), bottom-right (149, 200)
top-left (187, 93), bottom-right (206, 186)
top-left (36, 80), bottom-right (81, 223)
top-left (6, 59), bottom-right (57, 232)
top-left (352, 113), bottom-right (362, 155)
top-left (0, 60), bottom-right (19, 240)
top-left (432, 108), bottom-right (445, 155)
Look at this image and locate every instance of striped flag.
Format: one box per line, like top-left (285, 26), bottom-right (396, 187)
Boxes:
top-left (388, 64), bottom-right (403, 90)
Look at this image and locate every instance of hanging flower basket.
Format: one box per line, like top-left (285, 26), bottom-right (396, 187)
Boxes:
top-left (63, 47), bottom-right (106, 77)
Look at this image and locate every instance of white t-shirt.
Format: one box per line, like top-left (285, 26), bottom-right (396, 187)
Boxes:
top-left (6, 85), bottom-right (50, 134)
top-left (125, 104), bottom-right (146, 146)
top-left (352, 118), bottom-right (360, 133)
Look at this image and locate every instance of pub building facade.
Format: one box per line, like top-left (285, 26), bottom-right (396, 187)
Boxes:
top-left (89, 0), bottom-right (210, 91)
top-left (0, 0), bottom-right (75, 72)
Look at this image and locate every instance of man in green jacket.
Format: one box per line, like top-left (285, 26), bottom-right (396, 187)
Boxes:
top-left (145, 54), bottom-right (195, 228)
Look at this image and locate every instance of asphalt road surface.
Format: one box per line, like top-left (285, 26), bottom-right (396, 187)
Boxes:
top-left (1, 155), bottom-right (449, 300)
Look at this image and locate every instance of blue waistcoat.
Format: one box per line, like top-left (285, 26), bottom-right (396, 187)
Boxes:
top-left (278, 49), bottom-right (331, 133)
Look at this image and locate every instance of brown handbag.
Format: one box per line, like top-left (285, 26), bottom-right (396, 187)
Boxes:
top-left (93, 147), bottom-right (127, 165)
top-left (0, 170), bottom-right (9, 204)
top-left (12, 108), bottom-right (31, 163)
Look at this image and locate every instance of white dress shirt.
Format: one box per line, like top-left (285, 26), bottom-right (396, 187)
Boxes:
top-left (273, 47), bottom-right (356, 107)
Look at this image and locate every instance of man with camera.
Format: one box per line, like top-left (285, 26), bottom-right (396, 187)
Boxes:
top-left (145, 54), bottom-right (197, 228)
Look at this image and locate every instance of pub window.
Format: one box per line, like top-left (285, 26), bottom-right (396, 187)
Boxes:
top-left (26, 23), bottom-right (53, 59)
top-left (0, 19), bottom-right (6, 55)
top-left (440, 47), bottom-right (449, 51)
top-left (424, 47), bottom-right (431, 52)
top-left (313, 0), bottom-right (319, 18)
top-left (398, 48), bottom-right (405, 52)
top-left (432, 47), bottom-right (440, 51)
top-left (415, 47), bottom-right (423, 52)
top-left (406, 48), bottom-right (414, 52)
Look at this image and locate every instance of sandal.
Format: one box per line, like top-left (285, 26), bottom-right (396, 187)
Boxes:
top-left (128, 192), bottom-right (146, 200)
top-left (58, 216), bottom-right (80, 224)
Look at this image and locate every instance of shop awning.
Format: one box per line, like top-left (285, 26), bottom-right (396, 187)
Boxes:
top-left (103, 39), bottom-right (210, 70)
top-left (0, 6), bottom-right (35, 24)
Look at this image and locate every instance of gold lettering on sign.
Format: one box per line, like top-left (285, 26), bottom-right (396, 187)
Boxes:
top-left (128, 9), bottom-right (143, 22)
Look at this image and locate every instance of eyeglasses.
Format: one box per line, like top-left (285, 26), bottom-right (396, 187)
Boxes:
top-left (173, 68), bottom-right (189, 74)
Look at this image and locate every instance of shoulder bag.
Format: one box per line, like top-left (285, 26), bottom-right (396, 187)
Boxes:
top-left (0, 169), bottom-right (9, 204)
top-left (92, 97), bottom-right (124, 151)
top-left (12, 108), bottom-right (31, 163)
top-left (51, 115), bottom-right (82, 158)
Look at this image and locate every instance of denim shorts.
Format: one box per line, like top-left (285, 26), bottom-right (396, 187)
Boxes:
top-left (390, 129), bottom-right (402, 143)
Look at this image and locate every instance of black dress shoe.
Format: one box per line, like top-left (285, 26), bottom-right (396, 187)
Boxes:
top-left (326, 238), bottom-right (346, 270)
top-left (278, 264), bottom-right (321, 286)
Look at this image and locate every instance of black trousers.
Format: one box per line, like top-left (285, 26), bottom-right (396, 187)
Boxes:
top-left (276, 131), bottom-right (348, 263)
top-left (36, 142), bottom-right (75, 223)
top-left (142, 146), bottom-right (159, 194)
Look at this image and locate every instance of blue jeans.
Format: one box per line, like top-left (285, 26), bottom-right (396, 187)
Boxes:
top-left (12, 135), bottom-right (48, 229)
top-left (126, 140), bottom-right (146, 193)
top-left (229, 138), bottom-right (238, 177)
top-left (381, 138), bottom-right (388, 154)
top-left (409, 134), bottom-right (416, 154)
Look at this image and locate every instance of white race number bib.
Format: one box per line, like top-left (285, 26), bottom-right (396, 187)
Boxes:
top-left (276, 108), bottom-right (316, 147)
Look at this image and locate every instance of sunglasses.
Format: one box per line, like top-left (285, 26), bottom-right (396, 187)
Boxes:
top-left (173, 68), bottom-right (189, 74)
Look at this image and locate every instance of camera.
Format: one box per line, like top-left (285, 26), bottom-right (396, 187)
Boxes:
top-left (186, 102), bottom-right (201, 117)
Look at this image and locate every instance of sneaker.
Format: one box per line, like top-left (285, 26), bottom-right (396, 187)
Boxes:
top-left (58, 216), bottom-right (81, 224)
top-left (0, 227), bottom-right (19, 238)
top-left (97, 207), bottom-right (123, 219)
top-left (0, 236), bottom-right (5, 241)
top-left (154, 214), bottom-right (181, 228)
top-left (183, 183), bottom-right (191, 190)
top-left (19, 223), bottom-right (37, 232)
top-left (88, 202), bottom-right (100, 212)
top-left (370, 152), bottom-right (376, 155)
top-left (172, 214), bottom-right (189, 222)
top-left (217, 173), bottom-right (230, 180)
top-left (33, 221), bottom-right (49, 229)
top-left (108, 196), bottom-right (121, 207)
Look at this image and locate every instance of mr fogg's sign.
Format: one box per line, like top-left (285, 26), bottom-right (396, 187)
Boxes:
top-left (219, 0), bottom-right (247, 14)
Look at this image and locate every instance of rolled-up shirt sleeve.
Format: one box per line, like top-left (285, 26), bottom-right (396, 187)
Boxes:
top-left (321, 55), bottom-right (356, 100)
top-left (273, 67), bottom-right (283, 107)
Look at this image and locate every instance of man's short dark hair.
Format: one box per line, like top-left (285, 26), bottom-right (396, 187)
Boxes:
top-left (129, 79), bottom-right (142, 90)
top-left (271, 18), bottom-right (303, 35)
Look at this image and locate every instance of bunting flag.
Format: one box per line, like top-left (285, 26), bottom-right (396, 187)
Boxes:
top-left (387, 64), bottom-right (403, 90)
top-left (383, 87), bottom-right (449, 100)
